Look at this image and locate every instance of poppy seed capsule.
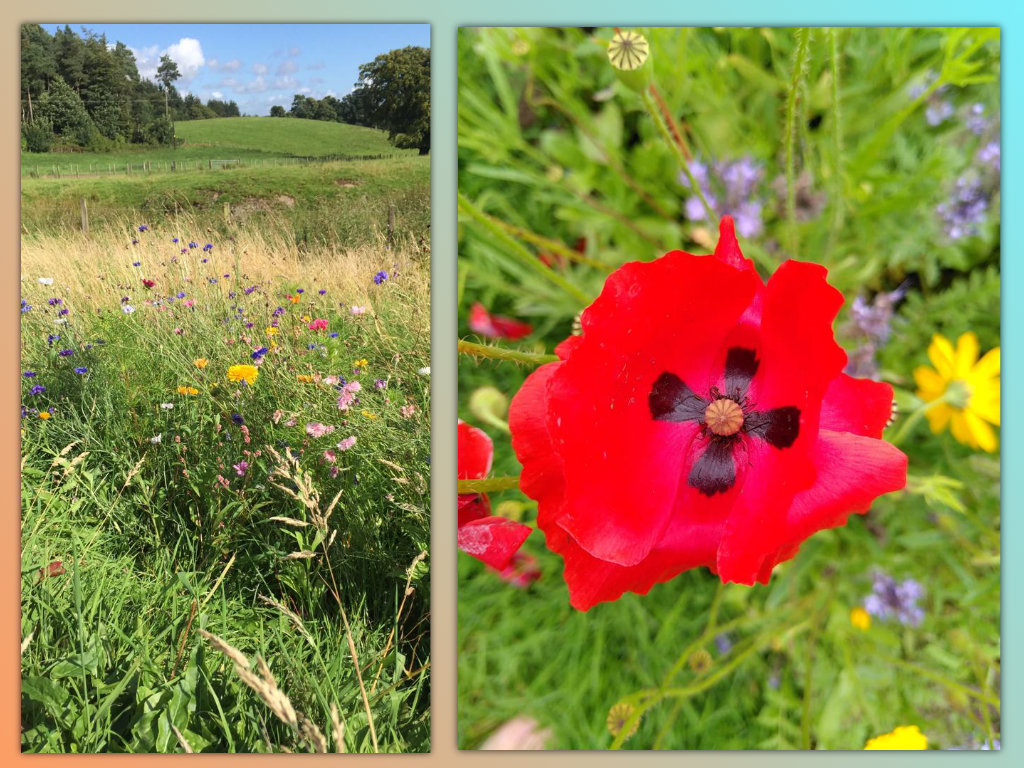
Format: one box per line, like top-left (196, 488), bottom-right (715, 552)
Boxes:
top-left (705, 398), bottom-right (744, 436)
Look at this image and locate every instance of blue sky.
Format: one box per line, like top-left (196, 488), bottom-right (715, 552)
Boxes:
top-left (41, 24), bottom-right (430, 115)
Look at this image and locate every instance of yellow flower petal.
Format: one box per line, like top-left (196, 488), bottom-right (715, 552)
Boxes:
top-left (969, 391), bottom-right (1000, 427)
top-left (913, 366), bottom-right (946, 400)
top-left (963, 409), bottom-right (998, 452)
top-left (864, 725), bottom-right (928, 750)
top-left (950, 411), bottom-right (977, 449)
top-left (954, 332), bottom-right (980, 377)
top-left (971, 346), bottom-right (1000, 380)
top-left (924, 402), bottom-right (953, 434)
top-left (927, 334), bottom-right (956, 379)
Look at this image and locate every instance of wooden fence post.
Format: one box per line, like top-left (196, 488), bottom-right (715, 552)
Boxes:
top-left (80, 198), bottom-right (89, 237)
top-left (224, 202), bottom-right (231, 223)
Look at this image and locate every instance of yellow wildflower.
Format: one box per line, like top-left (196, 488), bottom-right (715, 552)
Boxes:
top-left (301, 315), bottom-right (311, 324)
top-left (864, 725), bottom-right (928, 750)
top-left (914, 332), bottom-right (999, 452)
top-left (297, 374), bottom-right (314, 384)
top-left (850, 607), bottom-right (871, 631)
top-left (288, 294), bottom-right (300, 304)
top-left (265, 326), bottom-right (279, 337)
top-left (227, 365), bottom-right (258, 386)
top-left (354, 358), bottom-right (369, 368)
top-left (38, 412), bottom-right (51, 420)
top-left (177, 386), bottom-right (199, 396)
top-left (362, 410), bottom-right (377, 419)
top-left (194, 358), bottom-right (208, 369)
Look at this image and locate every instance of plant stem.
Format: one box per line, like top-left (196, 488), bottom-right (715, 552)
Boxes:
top-left (827, 28), bottom-right (844, 253)
top-left (458, 477), bottom-right (520, 494)
top-left (641, 88), bottom-right (713, 220)
top-left (458, 339), bottom-right (559, 366)
top-left (785, 28), bottom-right (812, 255)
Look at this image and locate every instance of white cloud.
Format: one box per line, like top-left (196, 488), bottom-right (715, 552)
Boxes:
top-left (252, 62), bottom-right (268, 75)
top-left (210, 90), bottom-right (224, 99)
top-left (131, 44), bottom-right (162, 81)
top-left (276, 59), bottom-right (299, 76)
top-left (298, 87), bottom-right (312, 95)
top-left (288, 46), bottom-right (301, 57)
top-left (165, 38), bottom-right (206, 82)
top-left (309, 76), bottom-right (324, 85)
top-left (273, 75), bottom-right (300, 90)
top-left (209, 58), bottom-right (242, 73)
top-left (307, 61), bottom-right (326, 71)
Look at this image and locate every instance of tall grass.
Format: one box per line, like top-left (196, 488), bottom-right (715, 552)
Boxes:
top-left (21, 220), bottom-right (430, 752)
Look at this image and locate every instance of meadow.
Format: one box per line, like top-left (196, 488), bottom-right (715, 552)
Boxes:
top-left (457, 27), bottom-right (1000, 751)
top-left (21, 156), bottom-right (431, 749)
top-left (21, 117), bottom-right (415, 177)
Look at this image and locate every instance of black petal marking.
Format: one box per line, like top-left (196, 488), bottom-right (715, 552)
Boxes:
top-left (724, 347), bottom-right (759, 397)
top-left (688, 438), bottom-right (736, 496)
top-left (744, 406), bottom-right (801, 449)
top-left (649, 372), bottom-right (708, 423)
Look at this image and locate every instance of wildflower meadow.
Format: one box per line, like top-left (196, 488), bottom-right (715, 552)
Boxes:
top-left (457, 27), bottom-right (1000, 750)
top-left (21, 217), bottom-right (431, 751)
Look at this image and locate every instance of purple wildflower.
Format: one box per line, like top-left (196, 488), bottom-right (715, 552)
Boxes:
top-left (681, 156), bottom-right (766, 237)
top-left (864, 571), bottom-right (925, 627)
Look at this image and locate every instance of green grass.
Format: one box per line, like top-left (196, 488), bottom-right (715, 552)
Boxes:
top-left (21, 156), bottom-right (430, 251)
top-left (21, 225), bottom-right (431, 753)
top-left (21, 117), bottom-right (413, 177)
top-left (457, 26), bottom-right (1000, 751)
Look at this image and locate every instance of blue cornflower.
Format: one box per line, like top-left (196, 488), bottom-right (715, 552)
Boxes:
top-left (23, 371), bottom-right (36, 377)
top-left (273, 307), bottom-right (285, 317)
top-left (21, 300), bottom-right (32, 313)
top-left (318, 289), bottom-right (327, 295)
top-left (244, 285), bottom-right (258, 295)
top-left (189, 242), bottom-right (198, 249)
top-left (203, 244), bottom-right (213, 252)
top-left (373, 270), bottom-right (388, 285)
top-left (296, 288), bottom-right (305, 294)
top-left (208, 278), bottom-right (218, 284)
top-left (177, 291), bottom-right (186, 299)
top-left (30, 385), bottom-right (45, 396)
top-left (74, 367), bottom-right (88, 374)
top-left (47, 334), bottom-right (60, 345)
top-left (133, 261), bottom-right (141, 267)
top-left (329, 332), bottom-right (339, 338)
top-left (251, 347), bottom-right (268, 360)
top-left (231, 413), bottom-right (245, 426)
top-left (58, 308), bottom-right (69, 316)
top-left (138, 224), bottom-right (148, 232)
top-left (58, 349), bottom-right (74, 357)
top-left (864, 571), bottom-right (925, 626)
top-left (131, 239), bottom-right (139, 245)
top-left (48, 298), bottom-right (62, 306)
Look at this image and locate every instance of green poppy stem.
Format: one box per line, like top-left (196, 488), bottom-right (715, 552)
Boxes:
top-left (458, 477), bottom-right (520, 494)
top-left (458, 339), bottom-right (559, 366)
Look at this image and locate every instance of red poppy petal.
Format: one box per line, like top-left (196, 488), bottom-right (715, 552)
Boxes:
top-left (716, 260), bottom-right (847, 584)
top-left (509, 362), bottom-right (563, 501)
top-left (492, 315), bottom-right (534, 340)
top-left (468, 302), bottom-right (533, 340)
top-left (458, 420), bottom-right (493, 480)
top-left (713, 216), bottom-right (761, 278)
top-left (549, 253), bottom-right (760, 567)
top-left (467, 302), bottom-right (497, 337)
top-left (458, 517), bottom-right (532, 570)
top-left (820, 374), bottom-right (895, 438)
top-left (545, 500), bottom-right (722, 611)
top-left (761, 429), bottom-right (908, 573)
top-left (458, 493), bottom-right (491, 527)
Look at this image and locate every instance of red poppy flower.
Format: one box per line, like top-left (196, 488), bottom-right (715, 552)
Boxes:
top-left (37, 560), bottom-right (66, 583)
top-left (509, 217), bottom-right (907, 610)
top-left (458, 420), bottom-right (532, 570)
top-left (142, 279), bottom-right (156, 289)
top-left (493, 552), bottom-right (541, 588)
top-left (468, 302), bottom-right (533, 341)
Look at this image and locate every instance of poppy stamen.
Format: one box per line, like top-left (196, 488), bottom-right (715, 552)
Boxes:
top-left (705, 398), bottom-right (744, 436)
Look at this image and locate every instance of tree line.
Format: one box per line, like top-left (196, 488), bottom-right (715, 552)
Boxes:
top-left (270, 46), bottom-right (430, 155)
top-left (21, 24), bottom-right (241, 153)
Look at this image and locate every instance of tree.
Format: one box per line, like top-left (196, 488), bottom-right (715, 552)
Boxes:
top-left (37, 75), bottom-right (94, 145)
top-left (21, 24), bottom-right (56, 123)
top-left (156, 54), bottom-right (180, 118)
top-left (355, 46), bottom-right (430, 154)
top-left (270, 105), bottom-right (286, 117)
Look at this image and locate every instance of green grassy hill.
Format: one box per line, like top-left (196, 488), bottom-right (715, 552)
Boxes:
top-left (176, 116), bottom-right (410, 157)
top-left (21, 117), bottom-right (413, 177)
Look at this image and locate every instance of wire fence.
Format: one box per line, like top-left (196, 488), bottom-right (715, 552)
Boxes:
top-left (21, 152), bottom-right (403, 180)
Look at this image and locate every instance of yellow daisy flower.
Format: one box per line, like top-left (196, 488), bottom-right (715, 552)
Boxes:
top-left (362, 410), bottom-right (377, 419)
top-left (850, 607), bottom-right (871, 631)
top-left (354, 358), bottom-right (369, 368)
top-left (864, 725), bottom-right (927, 750)
top-left (227, 364), bottom-right (259, 386)
top-left (38, 412), bottom-right (51, 420)
top-left (177, 386), bottom-right (199, 396)
top-left (194, 358), bottom-right (208, 369)
top-left (914, 332), bottom-right (999, 452)
top-left (265, 326), bottom-right (279, 337)
top-left (297, 374), bottom-right (314, 383)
